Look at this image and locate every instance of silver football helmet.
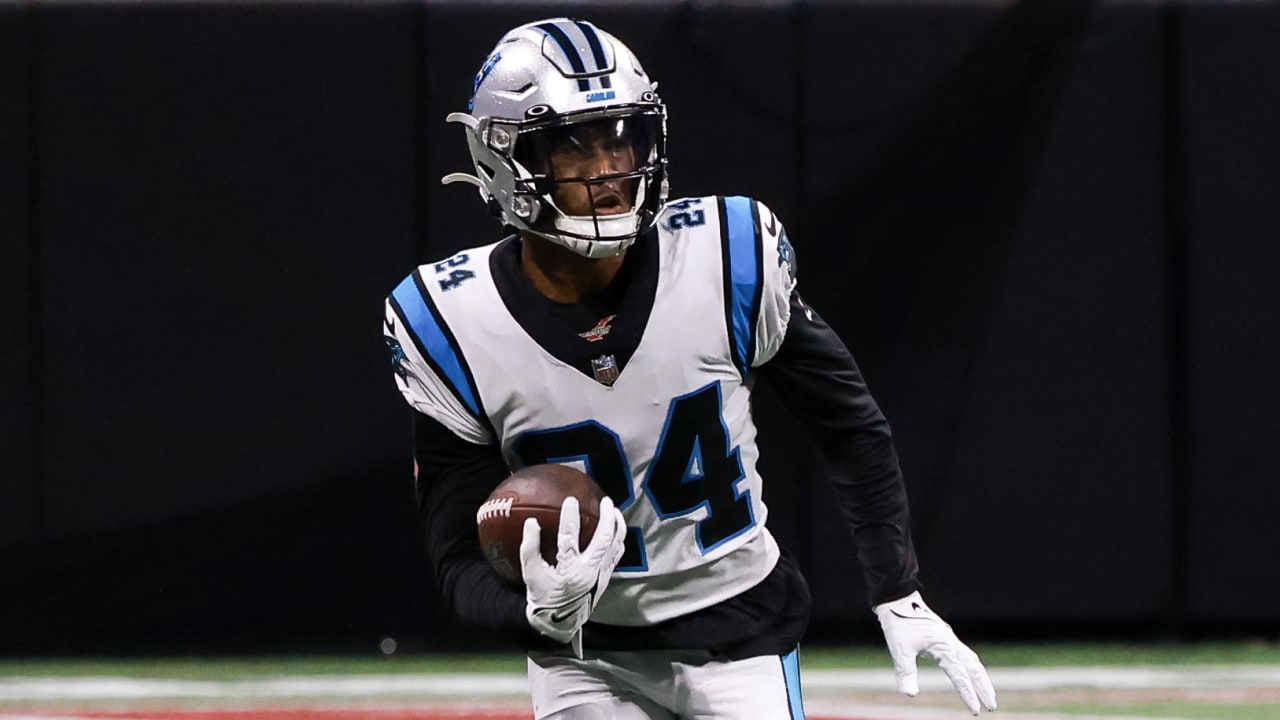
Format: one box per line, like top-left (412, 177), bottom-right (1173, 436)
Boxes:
top-left (443, 18), bottom-right (669, 258)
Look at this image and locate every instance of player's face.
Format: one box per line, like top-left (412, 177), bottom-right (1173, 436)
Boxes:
top-left (536, 119), bottom-right (641, 217)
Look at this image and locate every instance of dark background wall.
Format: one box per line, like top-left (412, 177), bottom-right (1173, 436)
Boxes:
top-left (1, 0), bottom-right (35, 550)
top-left (1, 0), bottom-right (1277, 655)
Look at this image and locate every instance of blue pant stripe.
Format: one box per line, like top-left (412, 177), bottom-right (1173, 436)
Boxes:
top-left (782, 648), bottom-right (805, 719)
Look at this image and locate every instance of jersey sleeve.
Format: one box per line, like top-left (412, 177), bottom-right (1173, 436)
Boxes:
top-left (751, 200), bottom-right (798, 367)
top-left (383, 271), bottom-right (493, 445)
top-left (715, 196), bottom-right (798, 373)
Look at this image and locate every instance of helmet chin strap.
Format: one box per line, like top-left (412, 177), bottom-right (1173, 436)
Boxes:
top-left (546, 215), bottom-right (637, 258)
top-left (522, 169), bottom-right (648, 258)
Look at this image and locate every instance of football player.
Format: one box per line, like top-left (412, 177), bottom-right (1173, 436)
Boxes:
top-left (384, 17), bottom-right (996, 719)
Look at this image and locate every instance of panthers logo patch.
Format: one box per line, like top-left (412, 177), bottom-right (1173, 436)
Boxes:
top-left (777, 230), bottom-right (797, 282)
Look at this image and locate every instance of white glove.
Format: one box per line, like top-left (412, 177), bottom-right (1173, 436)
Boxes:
top-left (521, 495), bottom-right (626, 652)
top-left (874, 591), bottom-right (997, 715)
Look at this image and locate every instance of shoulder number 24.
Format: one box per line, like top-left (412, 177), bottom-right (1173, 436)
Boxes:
top-left (435, 253), bottom-right (474, 291)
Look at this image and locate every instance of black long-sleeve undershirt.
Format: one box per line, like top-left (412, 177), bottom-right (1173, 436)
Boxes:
top-left (412, 410), bottom-right (563, 651)
top-left (757, 294), bottom-right (921, 606)
top-left (411, 290), bottom-right (919, 650)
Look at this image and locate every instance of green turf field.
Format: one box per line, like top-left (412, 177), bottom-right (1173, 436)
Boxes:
top-left (1, 642), bottom-right (1277, 719)
top-left (2, 641), bottom-right (1275, 677)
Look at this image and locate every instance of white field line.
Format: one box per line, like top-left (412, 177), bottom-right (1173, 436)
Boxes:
top-left (0, 709), bottom-right (1228, 720)
top-left (0, 674), bottom-right (530, 700)
top-left (0, 708), bottom-right (1212, 720)
top-left (805, 702), bottom-right (1194, 720)
top-left (805, 664), bottom-right (1280, 691)
top-left (0, 665), bottom-right (1277, 701)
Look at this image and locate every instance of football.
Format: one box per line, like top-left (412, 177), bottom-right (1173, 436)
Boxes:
top-left (476, 463), bottom-right (607, 586)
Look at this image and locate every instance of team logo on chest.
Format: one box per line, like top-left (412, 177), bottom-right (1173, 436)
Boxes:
top-left (578, 314), bottom-right (617, 343)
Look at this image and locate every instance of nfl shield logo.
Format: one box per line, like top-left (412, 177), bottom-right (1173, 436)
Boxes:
top-left (591, 354), bottom-right (620, 386)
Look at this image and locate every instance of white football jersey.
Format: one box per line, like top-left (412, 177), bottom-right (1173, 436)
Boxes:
top-left (385, 195), bottom-right (798, 626)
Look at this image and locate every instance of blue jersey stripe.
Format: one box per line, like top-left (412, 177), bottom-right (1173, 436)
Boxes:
top-left (723, 196), bottom-right (760, 376)
top-left (390, 272), bottom-right (482, 418)
top-left (782, 648), bottom-right (806, 719)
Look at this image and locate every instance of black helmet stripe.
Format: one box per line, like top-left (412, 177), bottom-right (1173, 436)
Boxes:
top-left (574, 20), bottom-right (612, 88)
top-left (537, 22), bottom-right (591, 92)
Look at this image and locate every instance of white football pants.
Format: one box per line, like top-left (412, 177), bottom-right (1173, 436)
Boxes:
top-left (527, 647), bottom-right (805, 719)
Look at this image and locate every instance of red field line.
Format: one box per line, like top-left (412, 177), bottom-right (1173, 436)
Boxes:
top-left (39, 711), bottom-right (527, 720)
